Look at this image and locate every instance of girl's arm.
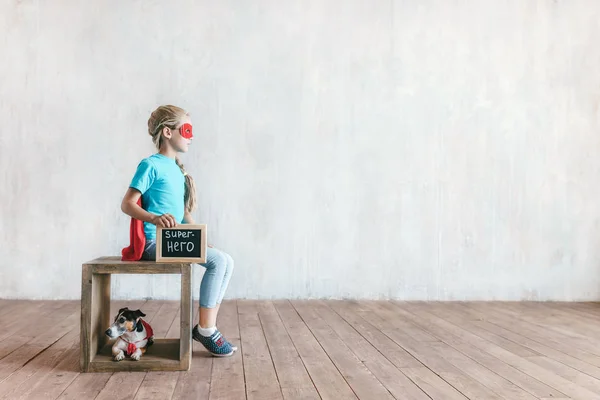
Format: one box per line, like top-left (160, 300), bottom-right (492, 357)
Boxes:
top-left (121, 188), bottom-right (177, 228)
top-left (183, 210), bottom-right (195, 224)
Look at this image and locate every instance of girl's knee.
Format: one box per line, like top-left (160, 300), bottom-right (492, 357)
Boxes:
top-left (205, 249), bottom-right (228, 271)
top-left (204, 248), bottom-right (234, 276)
top-left (224, 253), bottom-right (234, 273)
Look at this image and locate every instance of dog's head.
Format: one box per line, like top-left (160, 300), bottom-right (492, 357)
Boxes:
top-left (105, 307), bottom-right (146, 339)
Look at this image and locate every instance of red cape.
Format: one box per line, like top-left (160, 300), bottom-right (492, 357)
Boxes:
top-left (121, 198), bottom-right (146, 261)
top-left (125, 319), bottom-right (154, 356)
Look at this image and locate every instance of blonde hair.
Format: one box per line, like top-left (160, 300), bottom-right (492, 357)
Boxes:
top-left (147, 105), bottom-right (197, 212)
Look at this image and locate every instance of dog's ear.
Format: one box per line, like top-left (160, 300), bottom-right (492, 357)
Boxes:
top-left (136, 319), bottom-right (144, 332)
top-left (133, 309), bottom-right (146, 319)
top-left (115, 307), bottom-right (129, 321)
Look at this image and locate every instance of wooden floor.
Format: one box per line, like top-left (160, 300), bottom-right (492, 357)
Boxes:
top-left (0, 300), bottom-right (600, 400)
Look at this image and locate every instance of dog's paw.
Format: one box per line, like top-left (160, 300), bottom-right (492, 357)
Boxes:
top-left (114, 352), bottom-right (125, 361)
top-left (131, 352), bottom-right (141, 361)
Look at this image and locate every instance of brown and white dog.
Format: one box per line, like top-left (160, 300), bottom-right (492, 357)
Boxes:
top-left (105, 307), bottom-right (154, 361)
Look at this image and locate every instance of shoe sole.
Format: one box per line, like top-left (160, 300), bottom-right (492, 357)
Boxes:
top-left (212, 351), bottom-right (234, 357)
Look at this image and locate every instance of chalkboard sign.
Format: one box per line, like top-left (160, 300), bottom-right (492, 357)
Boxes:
top-left (156, 224), bottom-right (207, 263)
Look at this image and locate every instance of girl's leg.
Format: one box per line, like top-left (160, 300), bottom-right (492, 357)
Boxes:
top-left (193, 247), bottom-right (237, 356)
top-left (197, 248), bottom-right (229, 327)
top-left (145, 242), bottom-right (234, 323)
top-left (200, 247), bottom-right (234, 328)
top-left (144, 241), bottom-right (236, 357)
top-left (141, 240), bottom-right (157, 261)
top-left (216, 252), bottom-right (235, 306)
top-left (202, 252), bottom-right (234, 326)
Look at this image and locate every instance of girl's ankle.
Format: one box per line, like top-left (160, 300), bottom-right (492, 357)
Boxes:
top-left (196, 325), bottom-right (216, 337)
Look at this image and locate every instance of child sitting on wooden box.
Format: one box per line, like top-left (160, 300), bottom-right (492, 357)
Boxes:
top-left (120, 105), bottom-right (237, 358)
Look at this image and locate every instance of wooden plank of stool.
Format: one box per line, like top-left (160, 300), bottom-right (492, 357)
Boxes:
top-left (85, 257), bottom-right (188, 275)
top-left (93, 264), bottom-right (185, 274)
top-left (95, 273), bottom-right (111, 354)
top-left (179, 264), bottom-right (192, 371)
top-left (80, 264), bottom-right (92, 372)
top-left (80, 264), bottom-right (111, 372)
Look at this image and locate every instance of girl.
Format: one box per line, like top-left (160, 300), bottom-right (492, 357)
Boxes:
top-left (121, 105), bottom-right (237, 357)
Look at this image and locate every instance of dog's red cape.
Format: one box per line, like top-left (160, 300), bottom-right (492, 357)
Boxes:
top-left (125, 320), bottom-right (154, 356)
top-left (121, 198), bottom-right (146, 261)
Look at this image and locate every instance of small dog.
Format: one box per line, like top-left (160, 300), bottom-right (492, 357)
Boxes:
top-left (105, 307), bottom-right (154, 361)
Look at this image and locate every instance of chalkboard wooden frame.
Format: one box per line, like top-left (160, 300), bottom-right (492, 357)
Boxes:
top-left (156, 224), bottom-right (207, 263)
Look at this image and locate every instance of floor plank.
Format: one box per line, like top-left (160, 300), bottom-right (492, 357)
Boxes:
top-left (3, 300), bottom-right (600, 399)
top-left (274, 300), bottom-right (357, 400)
top-left (0, 301), bottom-right (66, 346)
top-left (94, 371), bottom-right (147, 400)
top-left (0, 301), bottom-right (75, 362)
top-left (426, 342), bottom-right (538, 400)
top-left (134, 370), bottom-right (179, 400)
top-left (0, 320), bottom-right (80, 399)
top-left (381, 302), bottom-right (567, 399)
top-left (209, 300), bottom-right (246, 400)
top-left (56, 372), bottom-right (113, 400)
top-left (463, 302), bottom-right (600, 375)
top-left (529, 302), bottom-right (600, 336)
top-left (165, 306), bottom-right (182, 339)
top-left (17, 338), bottom-right (79, 400)
top-left (475, 314), bottom-right (600, 380)
top-left (391, 301), bottom-right (599, 399)
top-left (170, 308), bottom-right (213, 400)
top-left (291, 300), bottom-right (395, 400)
top-left (0, 302), bottom-right (79, 387)
top-left (401, 367), bottom-right (468, 400)
top-left (528, 355), bottom-right (600, 394)
top-left (256, 301), bottom-right (319, 400)
top-left (238, 301), bottom-right (283, 400)
top-left (319, 301), bottom-right (432, 400)
top-left (352, 301), bottom-right (500, 400)
top-left (326, 301), bottom-right (423, 370)
top-left (428, 302), bottom-right (541, 357)
top-left (481, 302), bottom-right (600, 359)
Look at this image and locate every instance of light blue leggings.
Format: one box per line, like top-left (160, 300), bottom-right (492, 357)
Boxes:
top-left (142, 241), bottom-right (234, 308)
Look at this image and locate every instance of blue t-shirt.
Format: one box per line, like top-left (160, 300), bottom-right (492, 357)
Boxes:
top-left (129, 153), bottom-right (185, 241)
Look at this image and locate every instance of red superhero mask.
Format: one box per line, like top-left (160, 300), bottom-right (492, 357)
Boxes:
top-left (179, 123), bottom-right (193, 139)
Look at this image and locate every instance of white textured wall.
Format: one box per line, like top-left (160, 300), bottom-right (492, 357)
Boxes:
top-left (2, 1), bottom-right (600, 301)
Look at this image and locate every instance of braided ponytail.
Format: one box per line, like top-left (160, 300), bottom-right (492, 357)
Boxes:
top-left (175, 157), bottom-right (197, 212)
top-left (147, 105), bottom-right (198, 213)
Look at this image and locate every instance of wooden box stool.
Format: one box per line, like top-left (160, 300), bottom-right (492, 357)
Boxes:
top-left (80, 256), bottom-right (192, 372)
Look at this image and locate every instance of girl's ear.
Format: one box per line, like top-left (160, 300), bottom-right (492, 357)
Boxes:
top-left (162, 126), bottom-right (172, 139)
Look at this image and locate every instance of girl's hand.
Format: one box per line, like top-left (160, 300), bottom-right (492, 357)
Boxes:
top-left (151, 214), bottom-right (178, 228)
